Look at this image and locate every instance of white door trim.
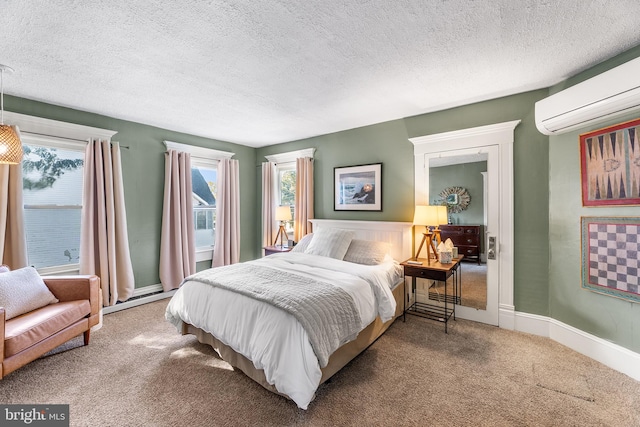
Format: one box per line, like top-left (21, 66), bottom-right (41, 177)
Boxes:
top-left (409, 120), bottom-right (520, 329)
top-left (420, 145), bottom-right (499, 324)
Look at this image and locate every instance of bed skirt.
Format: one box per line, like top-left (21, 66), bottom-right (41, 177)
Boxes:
top-left (181, 280), bottom-right (405, 402)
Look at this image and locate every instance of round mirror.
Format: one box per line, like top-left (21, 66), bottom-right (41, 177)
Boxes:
top-left (439, 186), bottom-right (470, 213)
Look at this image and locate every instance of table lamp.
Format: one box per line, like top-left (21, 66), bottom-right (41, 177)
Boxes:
top-left (432, 205), bottom-right (448, 245)
top-left (413, 205), bottom-right (446, 264)
top-left (274, 205), bottom-right (292, 248)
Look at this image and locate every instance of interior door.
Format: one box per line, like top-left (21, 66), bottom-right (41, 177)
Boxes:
top-left (425, 145), bottom-right (499, 325)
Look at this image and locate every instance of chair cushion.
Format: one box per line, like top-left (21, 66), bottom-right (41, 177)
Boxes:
top-left (4, 300), bottom-right (90, 357)
top-left (0, 266), bottom-right (59, 320)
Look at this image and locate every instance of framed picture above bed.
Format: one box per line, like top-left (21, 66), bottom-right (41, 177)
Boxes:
top-left (334, 163), bottom-right (382, 211)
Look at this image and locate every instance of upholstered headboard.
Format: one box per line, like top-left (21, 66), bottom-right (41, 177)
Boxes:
top-left (308, 219), bottom-right (412, 262)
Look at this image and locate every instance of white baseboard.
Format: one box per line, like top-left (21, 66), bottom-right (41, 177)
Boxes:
top-left (499, 303), bottom-right (515, 330)
top-left (513, 311), bottom-right (640, 382)
top-left (102, 284), bottom-right (176, 315)
top-left (132, 283), bottom-right (163, 298)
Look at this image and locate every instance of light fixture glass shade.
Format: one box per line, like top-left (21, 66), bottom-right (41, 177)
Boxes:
top-left (0, 124), bottom-right (23, 165)
top-left (413, 205), bottom-right (445, 226)
top-left (275, 205), bottom-right (292, 222)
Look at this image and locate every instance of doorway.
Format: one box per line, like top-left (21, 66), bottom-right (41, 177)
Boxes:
top-left (409, 121), bottom-right (519, 327)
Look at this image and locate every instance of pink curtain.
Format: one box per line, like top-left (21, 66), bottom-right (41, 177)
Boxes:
top-left (80, 140), bottom-right (135, 306)
top-left (0, 128), bottom-right (28, 269)
top-left (261, 162), bottom-right (276, 250)
top-left (212, 158), bottom-right (240, 267)
top-left (159, 149), bottom-right (195, 291)
top-left (294, 157), bottom-right (314, 241)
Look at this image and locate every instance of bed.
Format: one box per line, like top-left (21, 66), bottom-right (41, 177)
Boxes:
top-left (165, 219), bottom-right (412, 409)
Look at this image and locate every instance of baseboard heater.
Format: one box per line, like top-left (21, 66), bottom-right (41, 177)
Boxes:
top-left (103, 285), bottom-right (176, 314)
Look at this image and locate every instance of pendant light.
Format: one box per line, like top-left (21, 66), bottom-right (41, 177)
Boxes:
top-left (0, 64), bottom-right (23, 165)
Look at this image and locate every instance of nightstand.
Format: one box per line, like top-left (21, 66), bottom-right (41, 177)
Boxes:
top-left (401, 256), bottom-right (463, 333)
top-left (263, 245), bottom-right (293, 256)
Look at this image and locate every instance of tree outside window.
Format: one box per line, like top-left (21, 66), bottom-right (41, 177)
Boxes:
top-left (22, 144), bottom-right (84, 269)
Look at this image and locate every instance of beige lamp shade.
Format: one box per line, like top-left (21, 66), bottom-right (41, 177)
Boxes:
top-left (413, 205), bottom-right (446, 226)
top-left (275, 205), bottom-right (292, 222)
top-left (435, 205), bottom-right (448, 225)
top-left (413, 205), bottom-right (447, 263)
top-left (0, 124), bottom-right (23, 165)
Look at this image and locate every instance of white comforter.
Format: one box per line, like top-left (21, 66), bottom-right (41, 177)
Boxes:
top-left (165, 252), bottom-right (401, 409)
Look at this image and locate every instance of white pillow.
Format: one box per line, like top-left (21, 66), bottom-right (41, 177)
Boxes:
top-left (343, 239), bottom-right (391, 265)
top-left (0, 266), bottom-right (59, 320)
top-left (291, 233), bottom-right (313, 253)
top-left (305, 228), bottom-right (354, 259)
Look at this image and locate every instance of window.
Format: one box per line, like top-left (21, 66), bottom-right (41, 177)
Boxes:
top-left (277, 163), bottom-right (295, 233)
top-left (164, 141), bottom-right (234, 263)
top-left (265, 148), bottom-right (315, 238)
top-left (22, 140), bottom-right (85, 273)
top-left (5, 111), bottom-right (117, 275)
top-left (191, 161), bottom-right (217, 252)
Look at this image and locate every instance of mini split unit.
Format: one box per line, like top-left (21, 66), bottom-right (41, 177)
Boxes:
top-left (535, 56), bottom-right (640, 135)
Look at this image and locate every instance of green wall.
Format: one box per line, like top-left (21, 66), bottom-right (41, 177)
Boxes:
top-left (5, 96), bottom-right (258, 289)
top-left (548, 46), bottom-right (640, 353)
top-left (257, 90), bottom-right (551, 317)
top-left (256, 119), bottom-right (416, 226)
top-left (429, 161), bottom-right (487, 226)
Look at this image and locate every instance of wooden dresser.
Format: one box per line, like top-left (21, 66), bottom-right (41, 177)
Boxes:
top-left (438, 225), bottom-right (481, 264)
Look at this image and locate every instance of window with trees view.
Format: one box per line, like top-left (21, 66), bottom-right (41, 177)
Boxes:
top-left (278, 164), bottom-right (296, 232)
top-left (22, 143), bottom-right (85, 272)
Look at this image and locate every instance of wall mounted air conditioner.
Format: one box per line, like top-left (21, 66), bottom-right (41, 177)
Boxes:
top-left (535, 56), bottom-right (640, 135)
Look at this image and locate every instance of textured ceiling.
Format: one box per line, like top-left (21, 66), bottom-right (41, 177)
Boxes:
top-left (2, 1), bottom-right (640, 147)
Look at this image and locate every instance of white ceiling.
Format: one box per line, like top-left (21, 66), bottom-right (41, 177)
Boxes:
top-left (2, 1), bottom-right (640, 148)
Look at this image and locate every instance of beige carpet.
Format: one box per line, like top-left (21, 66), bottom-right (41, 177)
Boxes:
top-left (1, 299), bottom-right (639, 426)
